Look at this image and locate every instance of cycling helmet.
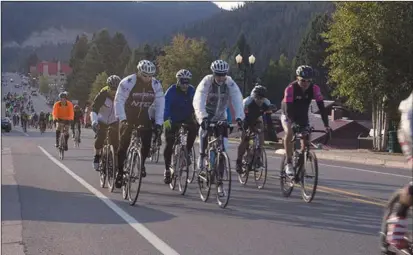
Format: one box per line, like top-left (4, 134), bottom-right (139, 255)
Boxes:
top-left (58, 92), bottom-right (67, 99)
top-left (398, 91), bottom-right (413, 163)
top-left (251, 85), bottom-right (267, 98)
top-left (107, 75), bottom-right (121, 90)
top-left (176, 69), bottom-right (192, 79)
top-left (296, 65), bottom-right (314, 79)
top-left (137, 60), bottom-right (156, 76)
top-left (210, 60), bottom-right (229, 75)
top-left (74, 104), bottom-right (80, 110)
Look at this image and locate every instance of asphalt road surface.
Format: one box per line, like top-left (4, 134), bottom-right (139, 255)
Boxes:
top-left (2, 72), bottom-right (410, 255)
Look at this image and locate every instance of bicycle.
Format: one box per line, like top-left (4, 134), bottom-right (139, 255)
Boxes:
top-left (279, 125), bottom-right (330, 203)
top-left (39, 121), bottom-right (46, 135)
top-left (237, 123), bottom-right (267, 189)
top-left (73, 122), bottom-right (81, 148)
top-left (169, 123), bottom-right (190, 195)
top-left (380, 189), bottom-right (413, 255)
top-left (57, 121), bottom-right (69, 160)
top-left (187, 146), bottom-right (197, 184)
top-left (98, 125), bottom-right (117, 192)
top-left (149, 129), bottom-right (161, 163)
top-left (197, 121), bottom-right (234, 209)
top-left (121, 124), bottom-right (144, 206)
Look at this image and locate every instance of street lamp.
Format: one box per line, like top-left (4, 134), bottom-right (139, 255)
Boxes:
top-left (235, 54), bottom-right (256, 97)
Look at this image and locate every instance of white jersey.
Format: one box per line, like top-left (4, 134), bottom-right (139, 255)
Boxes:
top-left (398, 92), bottom-right (413, 162)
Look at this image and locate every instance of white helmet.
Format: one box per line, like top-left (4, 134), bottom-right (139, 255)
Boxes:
top-left (210, 60), bottom-right (229, 74)
top-left (137, 60), bottom-right (156, 76)
top-left (176, 69), bottom-right (192, 79)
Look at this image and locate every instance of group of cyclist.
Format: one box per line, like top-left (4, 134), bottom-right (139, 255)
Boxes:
top-left (47, 59), bottom-right (413, 249)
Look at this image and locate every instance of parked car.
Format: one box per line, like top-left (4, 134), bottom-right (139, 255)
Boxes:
top-left (1, 117), bottom-right (12, 132)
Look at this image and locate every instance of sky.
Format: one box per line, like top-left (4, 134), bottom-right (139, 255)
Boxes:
top-left (213, 2), bottom-right (245, 10)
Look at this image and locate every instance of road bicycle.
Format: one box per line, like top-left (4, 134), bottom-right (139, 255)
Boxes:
top-left (169, 123), bottom-right (190, 195)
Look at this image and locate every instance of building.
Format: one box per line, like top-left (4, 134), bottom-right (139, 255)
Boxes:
top-left (30, 60), bottom-right (72, 87)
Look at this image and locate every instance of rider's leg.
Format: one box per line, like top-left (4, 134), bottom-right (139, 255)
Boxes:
top-left (93, 122), bottom-right (107, 170)
top-left (163, 125), bottom-right (176, 183)
top-left (140, 129), bottom-right (152, 177)
top-left (281, 115), bottom-right (294, 175)
top-left (55, 122), bottom-right (61, 147)
top-left (116, 122), bottom-right (132, 187)
top-left (70, 121), bottom-right (75, 138)
top-left (236, 129), bottom-right (249, 172)
top-left (63, 124), bottom-right (69, 150)
top-left (186, 122), bottom-right (197, 152)
top-left (197, 126), bottom-right (208, 169)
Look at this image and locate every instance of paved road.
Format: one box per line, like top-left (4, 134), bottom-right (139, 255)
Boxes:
top-left (2, 73), bottom-right (409, 254)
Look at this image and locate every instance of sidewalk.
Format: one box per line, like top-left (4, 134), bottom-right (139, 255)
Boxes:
top-left (228, 137), bottom-right (411, 170)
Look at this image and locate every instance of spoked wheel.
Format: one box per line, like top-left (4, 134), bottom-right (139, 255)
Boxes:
top-left (237, 153), bottom-right (250, 185)
top-left (106, 145), bottom-right (116, 192)
top-left (187, 146), bottom-right (197, 184)
top-left (99, 147), bottom-right (107, 188)
top-left (197, 157), bottom-right (211, 202)
top-left (122, 154), bottom-right (132, 200)
top-left (128, 151), bottom-right (142, 206)
top-left (59, 135), bottom-right (65, 160)
top-left (169, 150), bottom-right (178, 191)
top-left (177, 148), bottom-right (189, 195)
top-left (215, 152), bottom-right (232, 209)
top-left (280, 154), bottom-right (294, 197)
top-left (254, 148), bottom-right (267, 189)
top-left (300, 151), bottom-right (318, 203)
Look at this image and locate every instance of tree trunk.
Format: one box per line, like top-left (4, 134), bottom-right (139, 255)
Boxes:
top-left (377, 102), bottom-right (383, 151)
top-left (382, 110), bottom-right (389, 151)
top-left (372, 102), bottom-right (377, 149)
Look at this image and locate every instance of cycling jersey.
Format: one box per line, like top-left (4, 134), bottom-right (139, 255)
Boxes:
top-left (74, 109), bottom-right (83, 123)
top-left (193, 74), bottom-right (244, 124)
top-left (114, 74), bottom-right (164, 128)
top-left (281, 81), bottom-right (328, 127)
top-left (91, 86), bottom-right (117, 125)
top-left (398, 92), bottom-right (413, 162)
top-left (52, 101), bottom-right (74, 121)
top-left (164, 84), bottom-right (195, 123)
top-left (243, 96), bottom-right (271, 126)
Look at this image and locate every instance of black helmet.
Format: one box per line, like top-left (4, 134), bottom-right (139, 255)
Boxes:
top-left (107, 75), bottom-right (121, 90)
top-left (296, 65), bottom-right (314, 79)
top-left (251, 85), bottom-right (267, 98)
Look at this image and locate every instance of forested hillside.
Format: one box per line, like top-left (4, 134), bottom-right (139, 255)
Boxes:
top-left (181, 2), bottom-right (334, 70)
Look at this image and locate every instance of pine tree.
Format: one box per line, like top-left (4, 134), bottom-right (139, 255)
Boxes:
top-left (89, 72), bottom-right (108, 101)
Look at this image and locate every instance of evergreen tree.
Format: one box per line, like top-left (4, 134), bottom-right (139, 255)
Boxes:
top-left (89, 72), bottom-right (108, 101)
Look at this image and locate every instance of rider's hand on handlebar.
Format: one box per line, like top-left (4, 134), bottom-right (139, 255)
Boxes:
top-left (201, 118), bottom-right (209, 130)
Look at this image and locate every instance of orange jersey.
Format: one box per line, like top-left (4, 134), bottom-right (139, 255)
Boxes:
top-left (52, 100), bottom-right (74, 121)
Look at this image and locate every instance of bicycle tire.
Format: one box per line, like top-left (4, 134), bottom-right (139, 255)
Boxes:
top-left (122, 151), bottom-right (133, 200)
top-left (59, 133), bottom-right (65, 160)
top-left (279, 154), bottom-right (294, 197)
top-left (238, 151), bottom-right (250, 185)
top-left (107, 145), bottom-right (116, 192)
top-left (216, 151), bottom-right (232, 209)
top-left (197, 155), bottom-right (211, 202)
top-left (178, 147), bottom-right (189, 195)
top-left (187, 146), bottom-right (197, 184)
top-left (254, 148), bottom-right (267, 189)
top-left (74, 128), bottom-right (80, 148)
top-left (155, 146), bottom-right (160, 163)
top-left (300, 151), bottom-right (318, 203)
top-left (99, 146), bottom-right (107, 188)
top-left (170, 148), bottom-right (178, 191)
top-left (128, 150), bottom-right (143, 206)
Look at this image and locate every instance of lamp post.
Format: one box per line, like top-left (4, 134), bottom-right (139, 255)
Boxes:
top-left (235, 54), bottom-right (256, 97)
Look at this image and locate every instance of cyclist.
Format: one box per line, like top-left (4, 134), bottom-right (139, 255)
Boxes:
top-left (39, 111), bottom-right (47, 132)
top-left (48, 112), bottom-right (53, 129)
top-left (52, 92), bottom-right (74, 151)
top-left (90, 75), bottom-right (121, 170)
top-left (281, 65), bottom-right (330, 177)
top-left (71, 105), bottom-right (83, 142)
top-left (193, 59), bottom-right (245, 171)
top-left (163, 69), bottom-right (197, 184)
top-left (236, 85), bottom-right (272, 174)
top-left (20, 110), bottom-right (28, 131)
top-left (385, 91), bottom-right (413, 249)
top-left (114, 60), bottom-right (164, 188)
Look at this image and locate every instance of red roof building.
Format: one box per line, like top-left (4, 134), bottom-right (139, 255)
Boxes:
top-left (36, 61), bottom-right (72, 76)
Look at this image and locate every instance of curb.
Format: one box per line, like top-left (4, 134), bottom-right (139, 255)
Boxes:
top-left (1, 147), bottom-right (26, 255)
top-left (273, 149), bottom-right (411, 170)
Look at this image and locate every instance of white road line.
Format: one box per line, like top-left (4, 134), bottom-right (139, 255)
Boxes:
top-left (37, 145), bottom-right (180, 255)
top-left (267, 155), bottom-right (411, 178)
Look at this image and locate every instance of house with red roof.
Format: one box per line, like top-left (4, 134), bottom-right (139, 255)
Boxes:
top-left (30, 60), bottom-right (72, 87)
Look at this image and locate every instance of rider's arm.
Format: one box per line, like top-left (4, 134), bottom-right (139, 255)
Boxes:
top-left (152, 79), bottom-right (165, 126)
top-left (313, 85), bottom-right (329, 127)
top-left (163, 85), bottom-right (174, 121)
top-left (193, 75), bottom-right (211, 124)
top-left (52, 102), bottom-right (59, 120)
top-left (114, 76), bottom-right (134, 122)
top-left (243, 96), bottom-right (253, 114)
top-left (227, 77), bottom-right (245, 121)
top-left (90, 90), bottom-right (107, 124)
top-left (283, 85), bottom-right (295, 121)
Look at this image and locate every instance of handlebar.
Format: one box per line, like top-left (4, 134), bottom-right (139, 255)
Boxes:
top-left (291, 126), bottom-right (331, 146)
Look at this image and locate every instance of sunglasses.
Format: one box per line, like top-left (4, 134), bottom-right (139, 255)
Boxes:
top-left (298, 78), bottom-right (312, 83)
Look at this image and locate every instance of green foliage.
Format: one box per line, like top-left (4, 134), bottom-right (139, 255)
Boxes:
top-left (89, 72), bottom-right (108, 101)
top-left (39, 75), bottom-right (50, 94)
top-left (157, 34), bottom-right (213, 89)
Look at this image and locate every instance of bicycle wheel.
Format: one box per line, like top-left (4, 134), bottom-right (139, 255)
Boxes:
top-left (177, 147), bottom-right (189, 195)
top-left (74, 128), bottom-right (80, 148)
top-left (237, 152), bottom-right (250, 185)
top-left (187, 146), bottom-right (197, 184)
top-left (279, 154), bottom-right (294, 197)
top-left (128, 150), bottom-right (143, 206)
top-left (106, 145), bottom-right (116, 192)
top-left (197, 157), bottom-right (211, 202)
top-left (216, 152), bottom-right (232, 209)
top-left (170, 149), bottom-right (178, 191)
top-left (99, 146), bottom-right (107, 188)
top-left (122, 152), bottom-right (133, 200)
top-left (59, 134), bottom-right (65, 160)
top-left (300, 151), bottom-right (318, 203)
top-left (155, 145), bottom-right (160, 163)
top-left (254, 148), bottom-right (267, 189)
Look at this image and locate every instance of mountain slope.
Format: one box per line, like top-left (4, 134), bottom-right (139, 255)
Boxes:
top-left (180, 2), bottom-right (334, 69)
top-left (1, 1), bottom-right (222, 47)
